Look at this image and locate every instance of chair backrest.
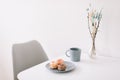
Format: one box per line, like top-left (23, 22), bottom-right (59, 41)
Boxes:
top-left (12, 40), bottom-right (48, 80)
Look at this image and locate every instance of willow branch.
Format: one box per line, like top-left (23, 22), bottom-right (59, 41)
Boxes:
top-left (95, 19), bottom-right (101, 38)
top-left (94, 9), bottom-right (102, 38)
top-left (96, 9), bottom-right (102, 30)
top-left (87, 13), bottom-right (92, 38)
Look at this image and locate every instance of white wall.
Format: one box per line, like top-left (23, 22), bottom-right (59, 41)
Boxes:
top-left (0, 0), bottom-right (120, 80)
top-left (95, 0), bottom-right (120, 58)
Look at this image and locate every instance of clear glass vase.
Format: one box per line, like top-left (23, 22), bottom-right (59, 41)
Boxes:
top-left (89, 38), bottom-right (96, 58)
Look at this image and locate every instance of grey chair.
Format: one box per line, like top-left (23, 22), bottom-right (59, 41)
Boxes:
top-left (12, 40), bottom-right (48, 80)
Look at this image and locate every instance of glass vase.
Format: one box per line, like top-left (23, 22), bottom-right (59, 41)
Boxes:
top-left (89, 38), bottom-right (96, 58)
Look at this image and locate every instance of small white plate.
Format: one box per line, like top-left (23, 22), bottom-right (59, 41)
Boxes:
top-left (46, 61), bottom-right (75, 73)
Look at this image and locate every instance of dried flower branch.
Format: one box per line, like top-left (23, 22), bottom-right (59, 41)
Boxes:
top-left (87, 5), bottom-right (102, 39)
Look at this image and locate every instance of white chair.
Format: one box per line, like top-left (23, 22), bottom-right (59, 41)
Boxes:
top-left (12, 40), bottom-right (48, 80)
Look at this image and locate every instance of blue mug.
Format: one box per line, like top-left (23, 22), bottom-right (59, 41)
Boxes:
top-left (65, 48), bottom-right (81, 62)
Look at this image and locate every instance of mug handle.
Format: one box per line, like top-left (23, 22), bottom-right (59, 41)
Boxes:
top-left (65, 50), bottom-right (70, 57)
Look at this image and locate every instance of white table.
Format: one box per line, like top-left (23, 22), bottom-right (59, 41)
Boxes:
top-left (17, 54), bottom-right (120, 80)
